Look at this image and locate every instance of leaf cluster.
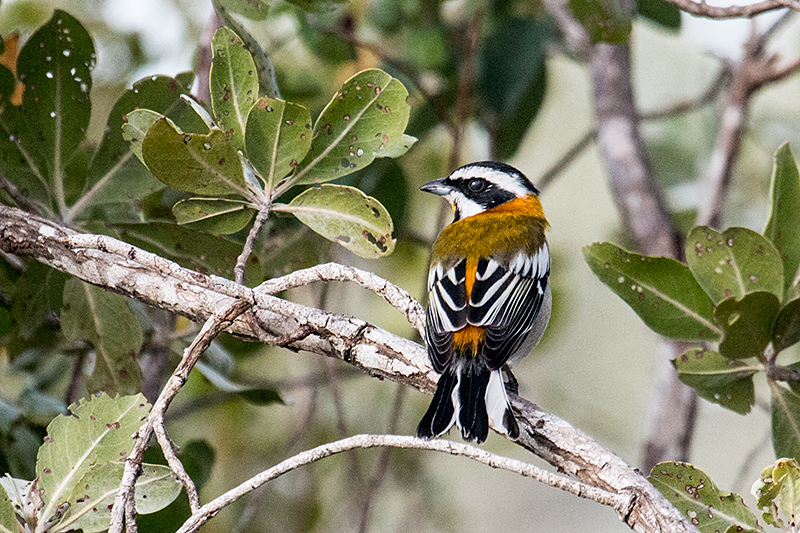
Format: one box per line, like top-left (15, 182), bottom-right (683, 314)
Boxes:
top-left (584, 144), bottom-right (800, 461)
top-left (128, 26), bottom-right (413, 259)
top-left (0, 394), bottom-right (181, 533)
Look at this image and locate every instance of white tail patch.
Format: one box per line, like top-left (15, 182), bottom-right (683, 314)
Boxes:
top-left (448, 361), bottom-right (463, 435)
top-left (485, 370), bottom-right (512, 436)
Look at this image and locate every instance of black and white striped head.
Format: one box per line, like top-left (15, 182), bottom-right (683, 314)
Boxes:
top-left (420, 161), bottom-right (539, 221)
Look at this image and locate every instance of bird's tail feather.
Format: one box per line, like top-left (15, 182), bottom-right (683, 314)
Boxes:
top-left (417, 368), bottom-right (458, 440)
top-left (418, 360), bottom-right (519, 444)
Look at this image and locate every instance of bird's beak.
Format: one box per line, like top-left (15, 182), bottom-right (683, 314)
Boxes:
top-left (419, 178), bottom-right (452, 196)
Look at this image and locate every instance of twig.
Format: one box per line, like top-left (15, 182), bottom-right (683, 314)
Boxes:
top-left (108, 299), bottom-right (253, 533)
top-left (538, 129), bottom-right (598, 190)
top-left (195, 5), bottom-right (223, 105)
top-left (153, 420), bottom-right (201, 513)
top-left (661, 0), bottom-right (798, 19)
top-left (174, 434), bottom-right (632, 533)
top-left (235, 204), bottom-right (270, 285)
top-left (449, 9), bottom-right (482, 169)
top-left (256, 262), bottom-right (425, 335)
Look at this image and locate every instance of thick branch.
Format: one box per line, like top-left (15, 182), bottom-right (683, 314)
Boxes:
top-left (0, 205), bottom-right (696, 533)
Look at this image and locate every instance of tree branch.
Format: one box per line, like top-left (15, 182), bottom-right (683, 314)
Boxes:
top-left (174, 434), bottom-right (632, 533)
top-left (661, 0), bottom-right (798, 19)
top-left (0, 205), bottom-right (697, 533)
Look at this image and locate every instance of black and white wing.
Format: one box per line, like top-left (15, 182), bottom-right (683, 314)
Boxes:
top-left (468, 243), bottom-right (550, 370)
top-left (425, 259), bottom-right (467, 373)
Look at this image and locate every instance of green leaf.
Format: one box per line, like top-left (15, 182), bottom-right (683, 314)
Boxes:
top-left (110, 222), bottom-right (247, 280)
top-left (478, 18), bottom-right (550, 159)
top-left (0, 64), bottom-right (14, 100)
top-left (172, 198), bottom-right (254, 235)
top-left (195, 361), bottom-right (284, 405)
top-left (570, 0), bottom-right (632, 44)
top-left (210, 27), bottom-right (259, 151)
top-left (714, 292), bottom-right (780, 360)
top-left (0, 101), bottom-right (52, 213)
top-left (377, 133), bottom-right (417, 159)
top-left (16, 10), bottom-right (94, 204)
top-left (61, 278), bottom-right (144, 395)
top-left (637, 0), bottom-right (681, 29)
top-left (11, 262), bottom-right (65, 340)
top-left (673, 348), bottom-right (756, 414)
top-left (755, 458), bottom-right (800, 531)
top-left (294, 69), bottom-right (411, 185)
top-left (284, 0), bottom-right (348, 13)
top-left (687, 226), bottom-right (784, 304)
top-left (76, 73), bottom-right (202, 213)
top-left (582, 242), bottom-right (721, 341)
top-left (122, 109), bottom-right (166, 164)
top-left (673, 348), bottom-right (756, 389)
top-left (36, 394), bottom-right (151, 528)
top-left (764, 144), bottom-right (800, 301)
top-left (772, 382), bottom-right (800, 463)
top-left (0, 486), bottom-right (17, 533)
top-left (282, 184), bottom-right (395, 258)
top-left (141, 118), bottom-right (250, 197)
top-left (245, 97), bottom-right (312, 189)
top-left (648, 462), bottom-right (761, 533)
top-left (774, 298), bottom-right (800, 354)
top-left (57, 463), bottom-right (180, 533)
top-left (696, 379), bottom-right (756, 415)
top-left (215, 0), bottom-right (270, 20)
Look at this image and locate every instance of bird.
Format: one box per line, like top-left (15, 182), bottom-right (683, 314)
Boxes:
top-left (416, 161), bottom-right (551, 444)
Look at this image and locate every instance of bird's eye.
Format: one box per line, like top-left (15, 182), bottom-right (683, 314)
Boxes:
top-left (467, 179), bottom-right (487, 193)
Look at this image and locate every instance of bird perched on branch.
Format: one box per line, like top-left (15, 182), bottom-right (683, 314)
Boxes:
top-left (416, 161), bottom-right (551, 444)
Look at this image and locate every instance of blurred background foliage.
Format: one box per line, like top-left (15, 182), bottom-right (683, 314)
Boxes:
top-left (0, 0), bottom-right (799, 531)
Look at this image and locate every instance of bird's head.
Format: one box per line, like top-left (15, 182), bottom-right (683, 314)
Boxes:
top-left (420, 161), bottom-right (540, 221)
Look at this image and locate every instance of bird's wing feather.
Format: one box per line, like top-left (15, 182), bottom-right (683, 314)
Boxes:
top-left (468, 243), bottom-right (550, 370)
top-left (425, 259), bottom-right (468, 372)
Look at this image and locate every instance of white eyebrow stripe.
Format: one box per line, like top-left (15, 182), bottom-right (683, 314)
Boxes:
top-left (449, 166), bottom-right (534, 197)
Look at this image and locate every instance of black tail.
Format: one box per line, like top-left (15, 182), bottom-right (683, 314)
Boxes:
top-left (418, 359), bottom-right (519, 443)
top-left (417, 367), bottom-right (457, 440)
top-left (457, 359), bottom-right (491, 443)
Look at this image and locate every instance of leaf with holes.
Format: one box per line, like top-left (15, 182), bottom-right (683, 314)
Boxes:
top-left (764, 144), bottom-right (800, 301)
top-left (16, 10), bottom-right (95, 204)
top-left (714, 292), bottom-right (780, 360)
top-left (774, 298), bottom-right (800, 354)
top-left (210, 27), bottom-right (259, 151)
top-left (76, 73), bottom-right (205, 215)
top-left (172, 197), bottom-right (254, 235)
top-left (771, 383), bottom-right (800, 463)
top-left (57, 463), bottom-right (181, 533)
top-left (35, 394), bottom-right (150, 529)
top-left (673, 348), bottom-right (756, 414)
top-left (648, 462), bottom-right (761, 533)
top-left (294, 69), bottom-right (410, 185)
top-left (61, 278), bottom-right (143, 395)
top-left (142, 118), bottom-right (250, 197)
top-left (583, 242), bottom-right (721, 341)
top-left (687, 226), bottom-right (784, 304)
top-left (245, 96), bottom-right (312, 189)
top-left (754, 458), bottom-right (800, 530)
top-left (281, 184), bottom-right (395, 258)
